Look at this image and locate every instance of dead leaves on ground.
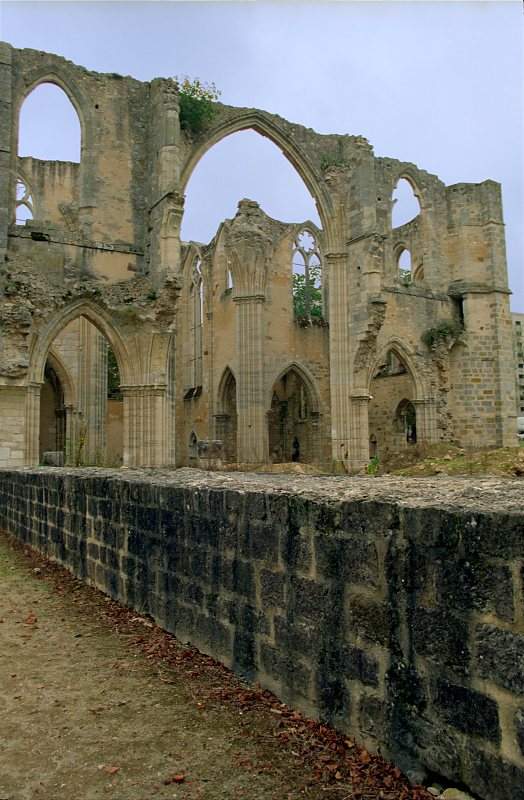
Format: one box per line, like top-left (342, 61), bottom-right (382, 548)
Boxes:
top-left (7, 535), bottom-right (432, 800)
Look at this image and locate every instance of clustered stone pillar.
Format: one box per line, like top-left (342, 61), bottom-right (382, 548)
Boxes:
top-left (234, 295), bottom-right (267, 464)
top-left (326, 251), bottom-right (352, 468)
top-left (122, 384), bottom-right (168, 467)
top-left (24, 382), bottom-right (41, 466)
top-left (350, 393), bottom-right (371, 471)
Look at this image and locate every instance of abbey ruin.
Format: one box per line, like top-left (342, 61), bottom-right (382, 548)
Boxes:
top-left (0, 43), bottom-right (518, 471)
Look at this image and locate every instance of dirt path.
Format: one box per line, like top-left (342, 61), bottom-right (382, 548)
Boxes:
top-left (0, 532), bottom-right (431, 800)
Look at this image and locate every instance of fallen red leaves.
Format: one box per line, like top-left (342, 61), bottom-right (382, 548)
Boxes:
top-left (7, 535), bottom-right (433, 800)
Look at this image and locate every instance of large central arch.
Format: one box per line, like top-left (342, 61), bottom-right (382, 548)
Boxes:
top-left (179, 109), bottom-right (335, 243)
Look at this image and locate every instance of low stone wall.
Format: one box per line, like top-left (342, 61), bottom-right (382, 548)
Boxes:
top-left (1, 468), bottom-right (523, 800)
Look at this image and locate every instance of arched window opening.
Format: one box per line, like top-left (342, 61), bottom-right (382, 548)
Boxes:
top-left (188, 431), bottom-right (198, 462)
top-left (216, 369), bottom-right (237, 462)
top-left (15, 178), bottom-right (34, 224)
top-left (268, 367), bottom-right (318, 464)
top-left (186, 258), bottom-right (204, 391)
top-left (226, 267), bottom-right (234, 291)
top-left (106, 345), bottom-right (123, 466)
top-left (41, 315), bottom-right (123, 466)
top-left (39, 363), bottom-right (66, 465)
top-left (395, 399), bottom-right (417, 444)
top-left (181, 130), bottom-right (320, 243)
top-left (18, 82), bottom-right (81, 162)
top-left (397, 247), bottom-right (412, 286)
top-left (392, 178), bottom-right (421, 228)
top-left (292, 229), bottom-right (323, 320)
top-left (369, 349), bottom-right (417, 458)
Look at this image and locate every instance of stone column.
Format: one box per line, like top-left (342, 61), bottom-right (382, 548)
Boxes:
top-left (349, 393), bottom-right (371, 471)
top-left (77, 319), bottom-right (108, 464)
top-left (148, 79), bottom-right (183, 285)
top-left (234, 295), bottom-right (267, 464)
top-left (326, 251), bottom-right (352, 469)
top-left (121, 384), bottom-right (168, 467)
top-left (0, 42), bottom-right (12, 264)
top-left (24, 382), bottom-right (41, 466)
top-left (64, 405), bottom-right (80, 466)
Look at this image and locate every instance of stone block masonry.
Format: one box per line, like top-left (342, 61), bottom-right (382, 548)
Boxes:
top-left (0, 467), bottom-right (523, 800)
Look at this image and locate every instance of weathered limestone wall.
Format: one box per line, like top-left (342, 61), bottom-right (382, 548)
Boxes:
top-left (0, 468), bottom-right (523, 800)
top-left (0, 388), bottom-right (26, 467)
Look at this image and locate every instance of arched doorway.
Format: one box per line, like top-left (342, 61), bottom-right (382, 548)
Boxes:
top-left (368, 349), bottom-right (417, 457)
top-left (39, 363), bottom-right (66, 464)
top-left (268, 366), bottom-right (318, 464)
top-left (29, 303), bottom-right (128, 467)
top-left (216, 368), bottom-right (237, 463)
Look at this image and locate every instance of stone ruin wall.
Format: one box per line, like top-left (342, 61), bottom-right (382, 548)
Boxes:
top-left (1, 468), bottom-right (523, 800)
top-left (0, 41), bottom-right (518, 470)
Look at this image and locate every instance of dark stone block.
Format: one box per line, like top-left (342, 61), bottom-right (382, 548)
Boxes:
top-left (260, 643), bottom-right (311, 697)
top-left (282, 531), bottom-right (312, 573)
top-left (127, 527), bottom-right (147, 558)
top-left (437, 558), bottom-right (514, 621)
top-left (136, 505), bottom-right (159, 534)
top-left (260, 569), bottom-right (285, 608)
top-left (274, 616), bottom-right (317, 657)
top-left (315, 668), bottom-right (350, 724)
top-left (347, 595), bottom-right (389, 646)
top-left (341, 500), bottom-right (398, 538)
top-left (315, 534), bottom-right (379, 585)
top-left (341, 644), bottom-right (379, 687)
top-left (412, 607), bottom-right (469, 674)
top-left (194, 613), bottom-right (231, 655)
top-left (243, 520), bottom-right (279, 562)
top-left (291, 577), bottom-right (330, 621)
top-left (469, 513), bottom-right (524, 560)
top-left (406, 714), bottom-right (463, 781)
top-left (227, 558), bottom-right (255, 596)
top-left (268, 494), bottom-right (289, 528)
top-left (463, 741), bottom-right (524, 800)
top-left (433, 679), bottom-right (500, 741)
top-left (359, 695), bottom-right (386, 738)
top-left (476, 625), bottom-right (524, 694)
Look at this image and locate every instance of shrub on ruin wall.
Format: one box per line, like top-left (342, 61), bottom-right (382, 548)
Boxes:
top-left (174, 76), bottom-right (221, 136)
top-left (422, 319), bottom-right (463, 349)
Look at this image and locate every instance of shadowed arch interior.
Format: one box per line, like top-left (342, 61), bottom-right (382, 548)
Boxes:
top-left (368, 348), bottom-right (417, 458)
top-left (268, 365), bottom-right (319, 464)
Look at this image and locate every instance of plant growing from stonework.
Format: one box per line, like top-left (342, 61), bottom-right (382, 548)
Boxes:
top-left (422, 319), bottom-right (463, 349)
top-left (293, 264), bottom-right (323, 320)
top-left (173, 76), bottom-right (221, 136)
top-left (366, 455), bottom-right (380, 476)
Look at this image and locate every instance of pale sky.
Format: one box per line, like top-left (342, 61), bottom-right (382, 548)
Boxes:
top-left (2, 0), bottom-right (523, 309)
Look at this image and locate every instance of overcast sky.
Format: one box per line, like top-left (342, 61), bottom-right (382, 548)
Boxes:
top-left (2, 0), bottom-right (523, 309)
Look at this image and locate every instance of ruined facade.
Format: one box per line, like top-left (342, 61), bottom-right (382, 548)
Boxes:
top-left (0, 43), bottom-right (517, 471)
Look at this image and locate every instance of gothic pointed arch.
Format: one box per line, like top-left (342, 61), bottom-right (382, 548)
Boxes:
top-left (368, 338), bottom-right (427, 400)
top-left (46, 347), bottom-right (76, 407)
top-left (14, 68), bottom-right (92, 158)
top-left (28, 300), bottom-right (132, 387)
top-left (179, 109), bottom-right (334, 243)
top-left (266, 360), bottom-right (321, 414)
top-left (267, 361), bottom-right (321, 465)
top-left (216, 365), bottom-right (237, 413)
